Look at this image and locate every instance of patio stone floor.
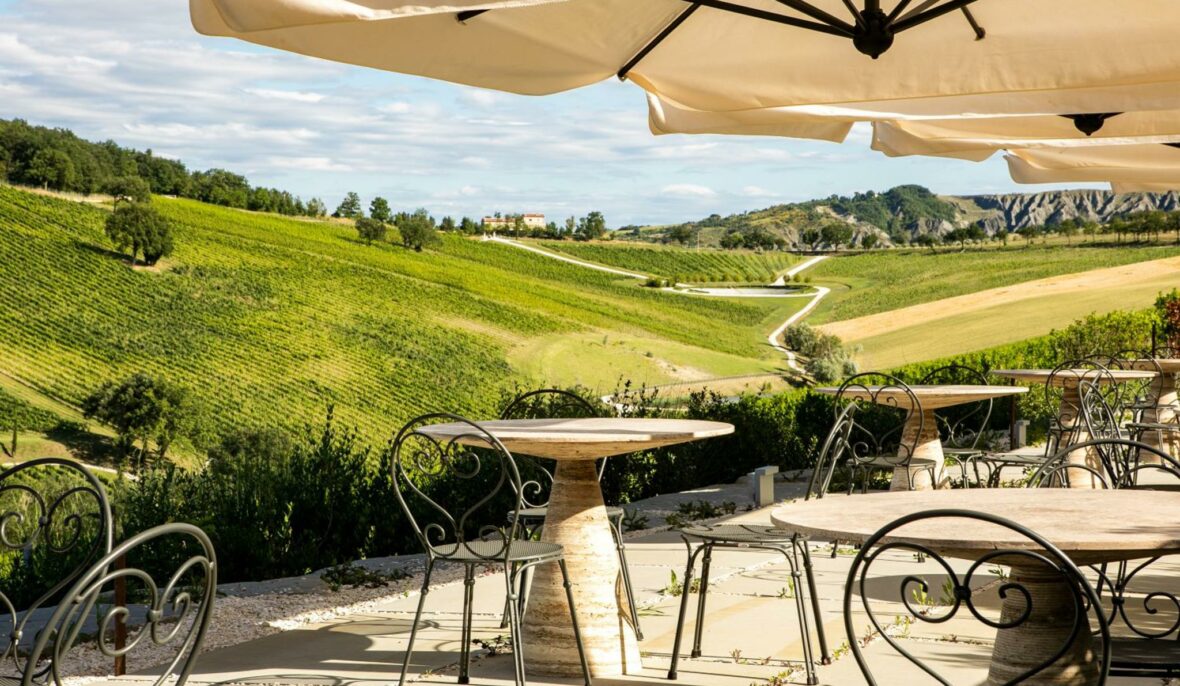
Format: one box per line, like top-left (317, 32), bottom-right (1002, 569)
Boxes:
top-left (107, 473), bottom-right (1180, 686)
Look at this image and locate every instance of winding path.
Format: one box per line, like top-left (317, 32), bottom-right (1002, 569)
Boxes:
top-left (482, 236), bottom-right (831, 372)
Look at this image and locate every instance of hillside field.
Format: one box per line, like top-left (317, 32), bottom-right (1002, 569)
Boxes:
top-left (538, 241), bottom-right (799, 283)
top-left (0, 186), bottom-right (801, 445)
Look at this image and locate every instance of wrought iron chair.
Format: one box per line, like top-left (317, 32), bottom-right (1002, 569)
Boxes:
top-left (1027, 439), bottom-right (1180, 678)
top-left (1117, 350), bottom-right (1180, 451)
top-left (0, 458), bottom-right (216, 686)
top-left (844, 509), bottom-right (1110, 685)
top-left (392, 413), bottom-right (591, 686)
top-left (834, 372), bottom-right (930, 492)
top-left (918, 364), bottom-right (995, 487)
top-left (975, 359), bottom-right (1115, 486)
top-left (663, 403), bottom-right (861, 682)
top-left (495, 389), bottom-right (643, 639)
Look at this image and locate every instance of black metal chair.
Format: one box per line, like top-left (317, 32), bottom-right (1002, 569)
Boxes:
top-left (495, 389), bottom-right (643, 640)
top-left (1027, 439), bottom-right (1180, 678)
top-left (392, 413), bottom-right (592, 686)
top-left (1117, 350), bottom-right (1180, 451)
top-left (0, 458), bottom-right (216, 686)
top-left (975, 359), bottom-right (1116, 486)
top-left (844, 509), bottom-right (1110, 685)
top-left (664, 406), bottom-right (860, 684)
top-left (835, 372), bottom-right (931, 492)
top-left (919, 364), bottom-right (995, 487)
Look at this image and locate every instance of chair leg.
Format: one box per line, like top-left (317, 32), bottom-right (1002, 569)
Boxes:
top-left (690, 545), bottom-right (713, 658)
top-left (558, 558), bottom-right (593, 686)
top-left (506, 565), bottom-right (527, 686)
top-left (667, 545), bottom-right (702, 680)
top-left (782, 548), bottom-right (819, 686)
top-left (459, 564), bottom-right (476, 685)
top-left (610, 515), bottom-right (644, 640)
top-left (398, 558), bottom-right (435, 686)
top-left (797, 539), bottom-right (830, 664)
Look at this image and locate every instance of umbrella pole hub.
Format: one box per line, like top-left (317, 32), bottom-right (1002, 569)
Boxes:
top-left (852, 8), bottom-right (893, 58)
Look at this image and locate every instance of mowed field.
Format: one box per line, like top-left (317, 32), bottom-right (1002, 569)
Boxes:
top-left (810, 246), bottom-right (1180, 369)
top-left (0, 186), bottom-right (803, 442)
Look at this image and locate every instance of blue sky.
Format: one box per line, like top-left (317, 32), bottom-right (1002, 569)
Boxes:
top-left (0, 0), bottom-right (1095, 225)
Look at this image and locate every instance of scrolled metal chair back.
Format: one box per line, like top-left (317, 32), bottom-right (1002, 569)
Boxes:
top-left (835, 372), bottom-right (922, 470)
top-left (1115, 350), bottom-right (1166, 411)
top-left (0, 459), bottom-right (112, 682)
top-left (1048, 359), bottom-right (1117, 441)
top-left (844, 509), bottom-right (1109, 686)
top-left (919, 364), bottom-right (993, 451)
top-left (1078, 378), bottom-right (1126, 444)
top-left (29, 523), bottom-right (216, 686)
top-left (500, 389), bottom-right (600, 508)
top-left (805, 402), bottom-right (858, 500)
top-left (392, 413), bottom-right (525, 562)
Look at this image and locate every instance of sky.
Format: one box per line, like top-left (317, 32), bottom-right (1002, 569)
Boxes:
top-left (0, 0), bottom-right (1097, 226)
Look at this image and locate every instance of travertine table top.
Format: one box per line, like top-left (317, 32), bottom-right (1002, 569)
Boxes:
top-left (416, 417), bottom-right (734, 459)
top-left (771, 489), bottom-right (1180, 564)
top-left (815, 384), bottom-right (1027, 410)
top-left (1126, 358), bottom-right (1180, 374)
top-left (992, 368), bottom-right (1155, 387)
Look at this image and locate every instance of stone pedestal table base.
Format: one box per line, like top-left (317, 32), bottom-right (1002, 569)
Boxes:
top-left (891, 409), bottom-right (948, 491)
top-left (521, 460), bottom-right (641, 677)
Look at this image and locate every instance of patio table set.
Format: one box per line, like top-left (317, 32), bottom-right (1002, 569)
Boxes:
top-left (382, 347), bottom-right (1180, 686)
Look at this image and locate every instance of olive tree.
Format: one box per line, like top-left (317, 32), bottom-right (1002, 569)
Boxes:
top-left (104, 202), bottom-right (174, 265)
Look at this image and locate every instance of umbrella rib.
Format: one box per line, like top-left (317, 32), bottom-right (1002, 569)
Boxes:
top-left (774, 0), bottom-right (857, 33)
top-left (841, 0), bottom-right (867, 28)
top-left (886, 0), bottom-right (914, 23)
top-left (892, 0), bottom-right (981, 33)
top-left (960, 7), bottom-right (985, 40)
top-left (618, 3), bottom-right (701, 80)
top-left (691, 0), bottom-right (854, 37)
top-left (455, 9), bottom-right (488, 23)
top-left (893, 0), bottom-right (939, 24)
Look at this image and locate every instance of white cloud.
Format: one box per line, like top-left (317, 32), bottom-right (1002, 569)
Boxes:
top-left (661, 184), bottom-right (716, 198)
top-left (266, 156), bottom-right (351, 172)
top-left (460, 88), bottom-right (501, 108)
top-left (244, 88), bottom-right (326, 103)
top-left (460, 156), bottom-right (492, 168)
top-left (741, 185), bottom-right (777, 197)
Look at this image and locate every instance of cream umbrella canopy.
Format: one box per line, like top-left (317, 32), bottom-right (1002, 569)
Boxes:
top-left (1004, 144), bottom-right (1180, 191)
top-left (193, 0), bottom-right (1180, 117)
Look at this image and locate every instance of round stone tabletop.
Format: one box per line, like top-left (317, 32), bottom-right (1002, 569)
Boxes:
top-left (815, 384), bottom-right (1027, 410)
top-left (771, 489), bottom-right (1180, 564)
top-left (415, 417), bottom-right (734, 460)
top-left (992, 368), bottom-right (1155, 387)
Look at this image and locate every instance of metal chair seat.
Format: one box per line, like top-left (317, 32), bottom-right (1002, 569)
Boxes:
top-left (1126, 421), bottom-right (1180, 433)
top-left (855, 455), bottom-right (939, 469)
top-left (1103, 636), bottom-right (1180, 674)
top-left (431, 540), bottom-right (566, 563)
top-left (678, 523), bottom-right (792, 545)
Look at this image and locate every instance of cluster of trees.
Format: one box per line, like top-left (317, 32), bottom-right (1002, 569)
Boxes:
top-left (81, 372), bottom-right (207, 469)
top-left (340, 193), bottom-right (445, 252)
top-left (0, 119), bottom-right (327, 218)
top-left (483, 211), bottom-right (608, 241)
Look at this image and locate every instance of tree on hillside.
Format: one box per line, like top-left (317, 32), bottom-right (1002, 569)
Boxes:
top-left (666, 225), bottom-right (695, 246)
top-left (82, 373), bottom-right (201, 468)
top-left (1056, 218), bottom-right (1079, 245)
top-left (799, 227), bottom-right (822, 250)
top-left (576, 211), bottom-right (607, 241)
top-left (105, 203), bottom-right (174, 265)
top-left (820, 222), bottom-right (853, 249)
top-left (459, 216), bottom-right (479, 234)
top-left (861, 232), bottom-right (879, 250)
top-left (356, 217), bottom-right (387, 246)
top-left (913, 233), bottom-right (939, 252)
top-left (398, 208), bottom-right (439, 251)
top-left (1016, 224), bottom-right (1040, 246)
top-left (306, 198), bottom-right (328, 217)
top-left (25, 148), bottom-right (77, 190)
top-left (334, 192), bottom-right (363, 219)
top-left (190, 168), bottom-right (250, 208)
top-left (104, 176), bottom-right (151, 205)
top-left (370, 196), bottom-right (392, 223)
top-left (440, 216), bottom-right (456, 232)
top-left (512, 214), bottom-right (526, 236)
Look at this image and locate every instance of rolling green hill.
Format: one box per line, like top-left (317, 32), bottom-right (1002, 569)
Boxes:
top-left (537, 241), bottom-right (799, 283)
top-left (0, 185), bottom-right (800, 444)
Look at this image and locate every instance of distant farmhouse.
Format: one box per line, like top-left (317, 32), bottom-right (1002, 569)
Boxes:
top-left (482, 214), bottom-right (545, 231)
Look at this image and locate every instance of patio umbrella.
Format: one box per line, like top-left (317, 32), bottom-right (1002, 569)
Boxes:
top-left (193, 0), bottom-right (1180, 117)
top-left (1004, 144), bottom-right (1180, 191)
top-left (871, 112), bottom-right (1180, 162)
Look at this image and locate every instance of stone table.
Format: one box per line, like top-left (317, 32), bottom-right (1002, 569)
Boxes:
top-left (993, 369), bottom-right (1156, 485)
top-left (816, 385), bottom-right (1028, 491)
top-left (418, 417), bottom-right (733, 677)
top-left (1124, 358), bottom-right (1180, 458)
top-left (772, 489), bottom-right (1180, 685)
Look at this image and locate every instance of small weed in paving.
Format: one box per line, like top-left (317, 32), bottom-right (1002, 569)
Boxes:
top-left (663, 569), bottom-right (701, 597)
top-left (776, 579), bottom-right (796, 599)
top-left (320, 562), bottom-right (410, 592)
top-left (666, 499), bottom-right (739, 528)
top-left (472, 634), bottom-right (513, 656)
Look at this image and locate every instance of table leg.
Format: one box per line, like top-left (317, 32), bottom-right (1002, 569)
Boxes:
top-left (521, 460), bottom-right (641, 677)
top-left (1057, 387), bottom-right (1099, 489)
top-left (986, 560), bottom-right (1100, 686)
top-left (891, 409), bottom-right (947, 491)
